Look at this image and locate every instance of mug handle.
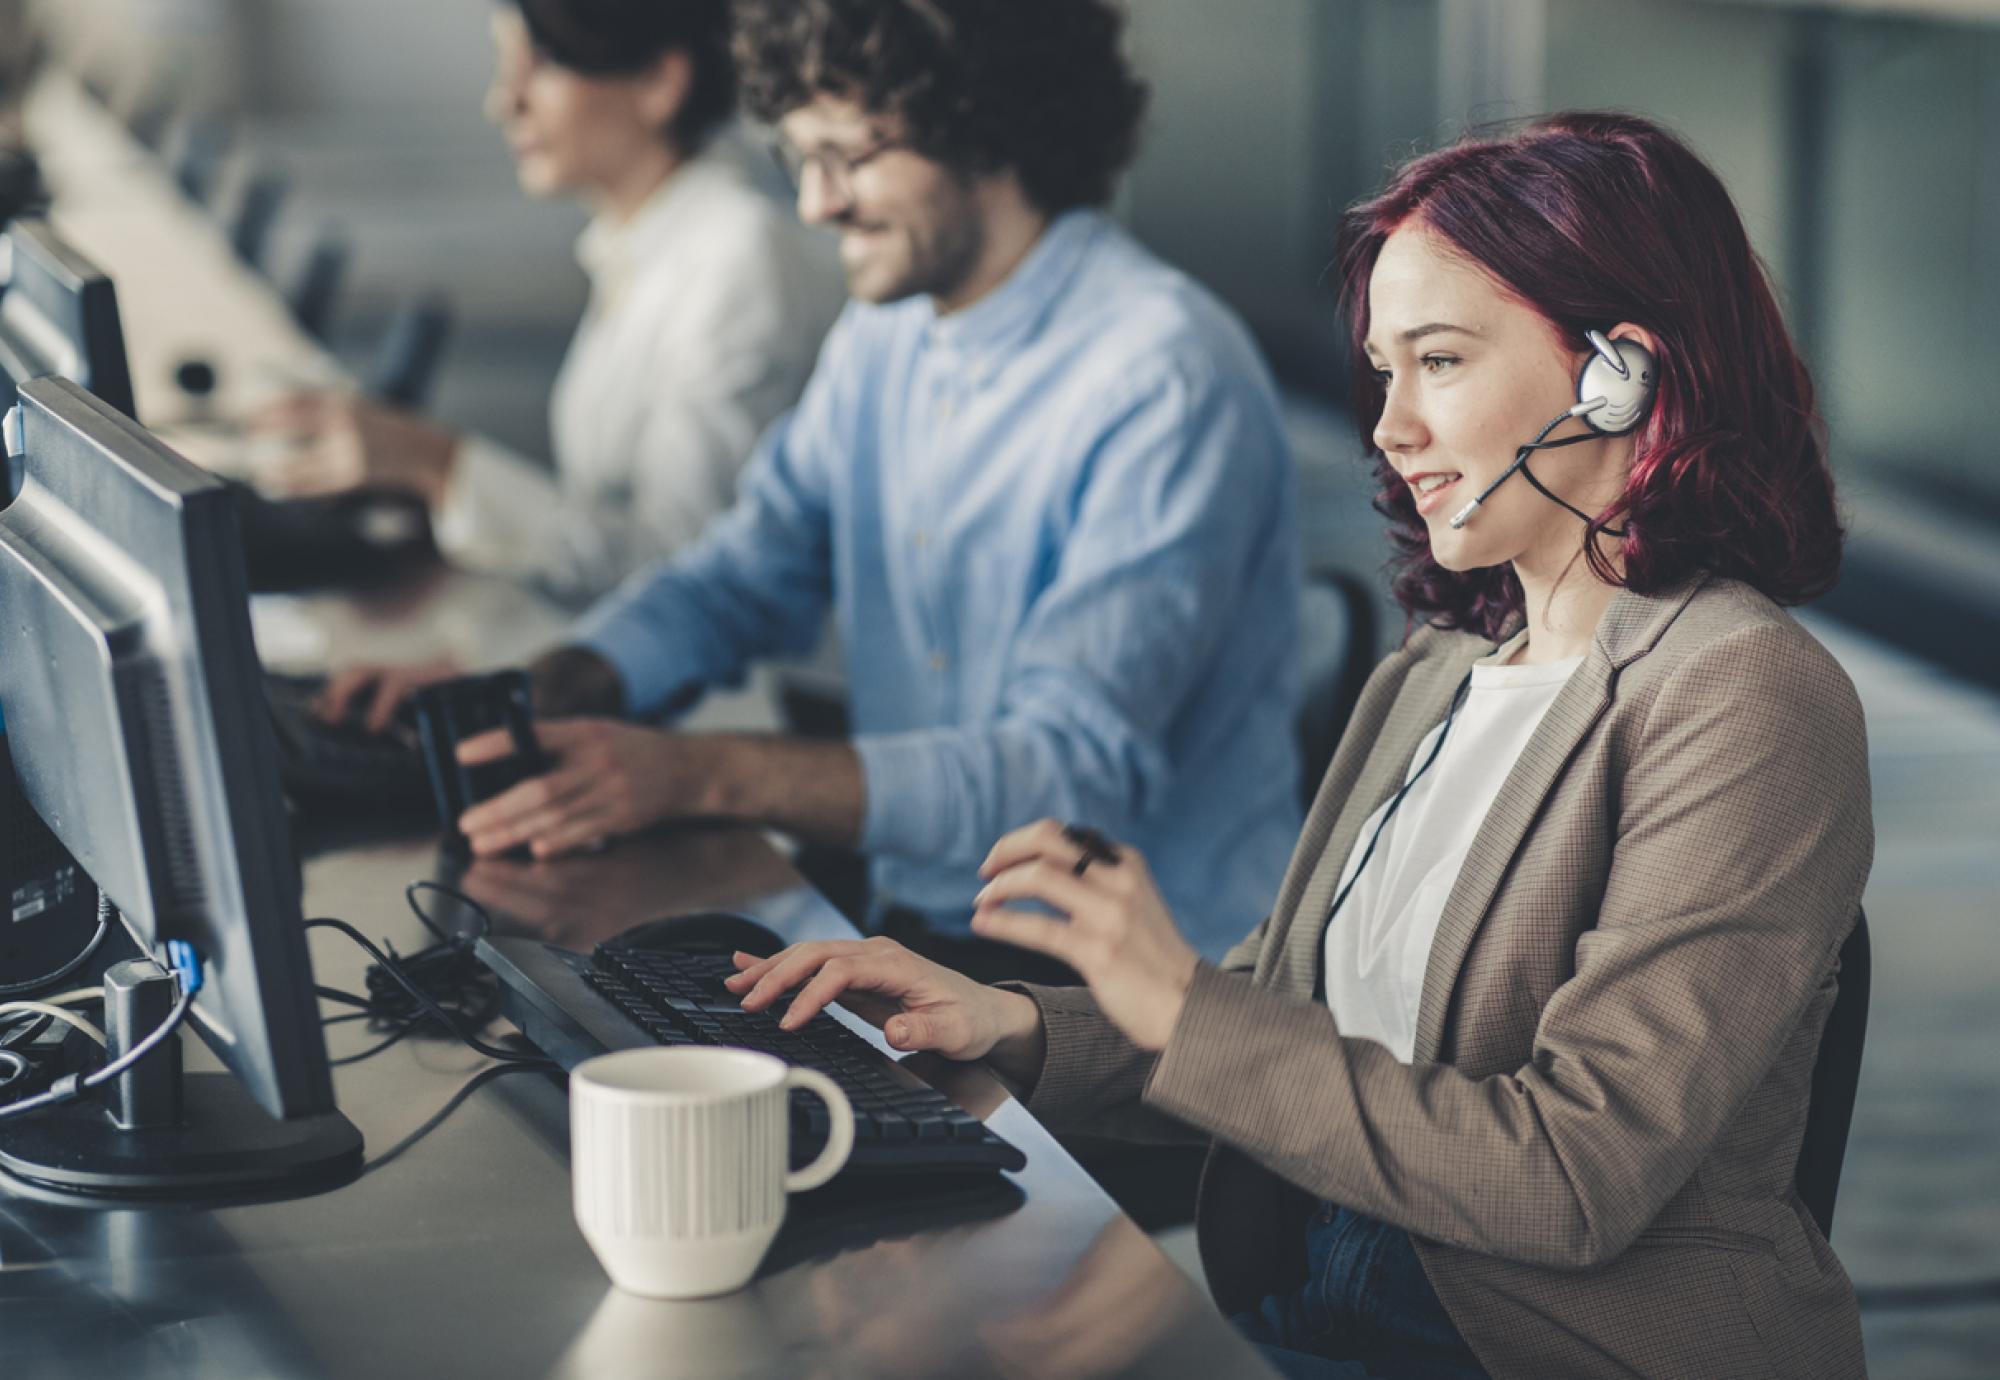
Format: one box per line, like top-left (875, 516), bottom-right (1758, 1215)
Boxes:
top-left (782, 1067), bottom-right (855, 1193)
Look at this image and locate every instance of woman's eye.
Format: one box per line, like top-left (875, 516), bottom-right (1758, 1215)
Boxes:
top-left (1419, 354), bottom-right (1460, 373)
top-left (1372, 367), bottom-right (1393, 384)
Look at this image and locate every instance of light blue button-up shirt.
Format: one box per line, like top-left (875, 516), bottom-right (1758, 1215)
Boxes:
top-left (574, 211), bottom-right (1301, 957)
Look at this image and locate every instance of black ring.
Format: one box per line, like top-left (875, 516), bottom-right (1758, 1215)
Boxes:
top-left (1063, 822), bottom-right (1121, 876)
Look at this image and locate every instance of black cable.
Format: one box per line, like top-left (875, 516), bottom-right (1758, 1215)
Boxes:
top-left (405, 878), bottom-right (494, 944)
top-left (316, 984), bottom-right (374, 1010)
top-left (303, 917), bottom-right (551, 1067)
top-left (330, 1020), bottom-right (420, 1067)
top-left (1312, 669), bottom-right (1473, 996)
top-left (359, 1062), bottom-right (550, 1178)
top-left (0, 1011), bottom-right (54, 1049)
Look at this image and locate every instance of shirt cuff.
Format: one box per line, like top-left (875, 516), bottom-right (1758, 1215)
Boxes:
top-left (569, 583), bottom-right (711, 719)
top-left (433, 434), bottom-right (555, 569)
top-left (853, 729), bottom-right (962, 861)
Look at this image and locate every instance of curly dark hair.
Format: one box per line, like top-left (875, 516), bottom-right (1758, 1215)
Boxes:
top-left (730, 0), bottom-right (1148, 214)
top-left (514, 0), bottom-right (737, 147)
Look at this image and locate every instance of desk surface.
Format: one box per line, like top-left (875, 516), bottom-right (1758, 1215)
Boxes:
top-left (1, 822), bottom-right (1273, 1380)
top-left (0, 463), bottom-right (1271, 1380)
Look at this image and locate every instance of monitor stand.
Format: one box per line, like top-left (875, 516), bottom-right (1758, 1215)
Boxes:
top-left (0, 960), bottom-right (362, 1204)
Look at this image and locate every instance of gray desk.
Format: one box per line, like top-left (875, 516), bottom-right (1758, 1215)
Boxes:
top-left (0, 824), bottom-right (1274, 1380)
top-left (0, 583), bottom-right (1276, 1380)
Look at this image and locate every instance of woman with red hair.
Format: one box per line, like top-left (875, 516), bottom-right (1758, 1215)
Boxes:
top-left (727, 113), bottom-right (1872, 1380)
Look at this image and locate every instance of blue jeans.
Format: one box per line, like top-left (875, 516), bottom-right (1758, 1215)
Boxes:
top-left (1230, 1206), bottom-right (1489, 1380)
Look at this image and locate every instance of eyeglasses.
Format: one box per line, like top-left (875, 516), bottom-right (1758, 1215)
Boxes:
top-left (768, 135), bottom-right (905, 194)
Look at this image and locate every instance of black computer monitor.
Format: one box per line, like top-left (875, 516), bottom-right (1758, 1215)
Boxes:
top-left (0, 376), bottom-right (359, 1199)
top-left (0, 217), bottom-right (135, 419)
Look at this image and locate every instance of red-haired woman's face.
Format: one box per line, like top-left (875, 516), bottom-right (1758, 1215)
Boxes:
top-left (1364, 225), bottom-right (1635, 583)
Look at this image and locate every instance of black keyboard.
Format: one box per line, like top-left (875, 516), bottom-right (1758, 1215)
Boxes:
top-left (264, 672), bottom-right (431, 807)
top-left (586, 945), bottom-right (1026, 1175)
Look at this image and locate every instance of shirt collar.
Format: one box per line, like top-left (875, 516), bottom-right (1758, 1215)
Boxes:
top-left (574, 138), bottom-right (741, 293)
top-left (921, 208), bottom-right (1101, 360)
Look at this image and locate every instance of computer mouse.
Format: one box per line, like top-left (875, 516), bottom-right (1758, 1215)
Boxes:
top-left (611, 911), bottom-right (786, 959)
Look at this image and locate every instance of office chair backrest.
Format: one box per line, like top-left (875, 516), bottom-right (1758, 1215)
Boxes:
top-left (228, 168), bottom-right (289, 273)
top-left (1295, 566), bottom-right (1378, 807)
top-left (170, 117), bottom-right (233, 207)
top-left (1794, 908), bottom-right (1870, 1240)
top-left (287, 226), bottom-right (350, 345)
top-left (366, 292), bottom-right (453, 410)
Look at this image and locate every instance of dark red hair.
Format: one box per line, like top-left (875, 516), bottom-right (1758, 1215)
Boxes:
top-left (1334, 112), bottom-right (1842, 639)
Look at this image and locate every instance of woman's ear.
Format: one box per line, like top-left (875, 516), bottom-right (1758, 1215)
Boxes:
top-left (635, 48), bottom-right (694, 144)
top-left (1605, 321), bottom-right (1661, 362)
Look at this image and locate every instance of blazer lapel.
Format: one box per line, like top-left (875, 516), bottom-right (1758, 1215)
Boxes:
top-left (1408, 574), bottom-right (1710, 1063)
top-left (1269, 639), bottom-right (1492, 999)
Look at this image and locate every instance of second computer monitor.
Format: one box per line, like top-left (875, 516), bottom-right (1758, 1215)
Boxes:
top-left (0, 217), bottom-right (135, 418)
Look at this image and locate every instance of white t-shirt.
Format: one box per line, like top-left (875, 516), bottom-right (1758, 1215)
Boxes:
top-left (437, 130), bottom-right (845, 606)
top-left (1322, 641), bottom-right (1584, 1062)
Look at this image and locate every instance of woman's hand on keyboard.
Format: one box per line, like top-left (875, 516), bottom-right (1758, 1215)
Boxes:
top-left (724, 937), bottom-right (1047, 1082)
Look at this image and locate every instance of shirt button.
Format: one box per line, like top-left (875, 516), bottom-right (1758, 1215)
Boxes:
top-left (928, 651), bottom-right (949, 672)
top-left (912, 529), bottom-right (930, 549)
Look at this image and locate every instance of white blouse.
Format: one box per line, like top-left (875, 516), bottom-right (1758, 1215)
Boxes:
top-left (1322, 639), bottom-right (1584, 1062)
top-left (435, 131), bottom-right (845, 605)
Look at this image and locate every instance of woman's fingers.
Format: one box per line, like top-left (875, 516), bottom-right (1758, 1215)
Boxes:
top-left (725, 950), bottom-right (779, 984)
top-left (975, 858), bottom-right (1102, 919)
top-left (779, 957), bottom-right (880, 1030)
top-left (884, 1009), bottom-right (968, 1054)
top-left (978, 817), bottom-right (1073, 879)
top-left (734, 942), bottom-right (871, 1013)
top-left (970, 905), bottom-right (1081, 965)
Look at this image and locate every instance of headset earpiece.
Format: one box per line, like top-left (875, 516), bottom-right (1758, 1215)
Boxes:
top-left (1576, 329), bottom-right (1656, 435)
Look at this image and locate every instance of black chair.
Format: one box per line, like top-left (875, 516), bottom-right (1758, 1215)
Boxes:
top-left (1296, 565), bottom-right (1378, 808)
top-left (366, 292), bottom-right (454, 410)
top-left (286, 225), bottom-right (351, 345)
top-left (227, 168), bottom-right (290, 273)
top-left (169, 117), bottom-right (232, 206)
top-left (1794, 909), bottom-right (1870, 1240)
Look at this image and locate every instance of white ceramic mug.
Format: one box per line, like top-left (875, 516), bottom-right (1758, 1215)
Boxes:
top-left (570, 1047), bottom-right (855, 1299)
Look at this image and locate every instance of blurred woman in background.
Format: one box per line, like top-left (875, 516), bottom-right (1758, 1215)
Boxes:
top-left (256, 0), bottom-right (842, 604)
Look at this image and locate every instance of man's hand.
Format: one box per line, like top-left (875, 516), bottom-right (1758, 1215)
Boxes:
top-left (455, 719), bottom-right (717, 858)
top-left (250, 391), bottom-right (459, 505)
top-left (314, 656), bottom-right (461, 733)
top-left (970, 818), bottom-right (1201, 1053)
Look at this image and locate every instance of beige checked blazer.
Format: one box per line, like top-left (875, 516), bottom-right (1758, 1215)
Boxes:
top-left (1013, 573), bottom-right (1874, 1380)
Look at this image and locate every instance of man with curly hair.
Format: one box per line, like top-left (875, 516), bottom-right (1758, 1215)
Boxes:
top-left (339, 0), bottom-right (1302, 974)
